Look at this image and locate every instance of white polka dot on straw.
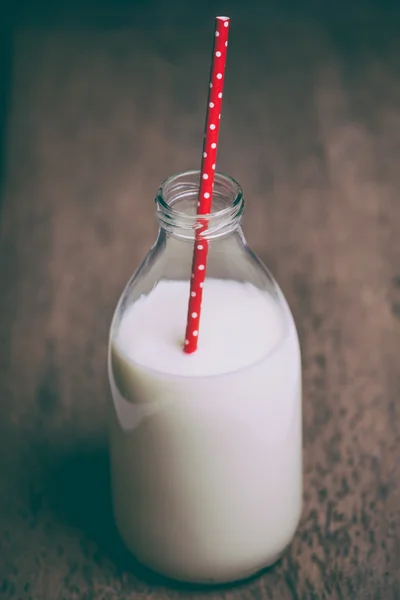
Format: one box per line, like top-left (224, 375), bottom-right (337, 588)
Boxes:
top-left (210, 124), bottom-right (216, 130)
top-left (217, 73), bottom-right (222, 79)
top-left (198, 265), bottom-right (205, 270)
top-left (211, 142), bottom-right (216, 149)
top-left (204, 192), bottom-right (210, 198)
top-left (216, 51), bottom-right (221, 57)
top-left (209, 102), bottom-right (214, 108)
top-left (203, 173), bottom-right (208, 179)
top-left (192, 312), bottom-right (198, 318)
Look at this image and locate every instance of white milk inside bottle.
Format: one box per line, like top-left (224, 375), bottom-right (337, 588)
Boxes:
top-left (108, 171), bottom-right (302, 584)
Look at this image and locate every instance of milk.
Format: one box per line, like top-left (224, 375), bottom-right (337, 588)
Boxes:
top-left (108, 278), bottom-right (302, 584)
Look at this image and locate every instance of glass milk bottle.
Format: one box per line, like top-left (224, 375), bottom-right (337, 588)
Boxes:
top-left (108, 170), bottom-right (302, 584)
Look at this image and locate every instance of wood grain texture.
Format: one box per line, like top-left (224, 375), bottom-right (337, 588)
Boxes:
top-left (1, 3), bottom-right (400, 598)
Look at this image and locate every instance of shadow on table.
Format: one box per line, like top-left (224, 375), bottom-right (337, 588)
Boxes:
top-left (0, 22), bottom-right (13, 208)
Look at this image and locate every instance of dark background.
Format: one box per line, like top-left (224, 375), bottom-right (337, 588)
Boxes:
top-left (1, 1), bottom-right (400, 599)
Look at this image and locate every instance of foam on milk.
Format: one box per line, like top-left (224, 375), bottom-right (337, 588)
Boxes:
top-left (109, 278), bottom-right (302, 583)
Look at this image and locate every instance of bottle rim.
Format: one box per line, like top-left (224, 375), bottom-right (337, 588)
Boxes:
top-left (155, 170), bottom-right (244, 238)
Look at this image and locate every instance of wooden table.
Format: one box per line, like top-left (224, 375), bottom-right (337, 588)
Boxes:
top-left (1, 2), bottom-right (400, 598)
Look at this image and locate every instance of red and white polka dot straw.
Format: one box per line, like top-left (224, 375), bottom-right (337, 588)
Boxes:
top-left (183, 16), bottom-right (230, 354)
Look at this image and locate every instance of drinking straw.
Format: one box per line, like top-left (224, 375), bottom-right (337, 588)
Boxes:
top-left (183, 16), bottom-right (230, 353)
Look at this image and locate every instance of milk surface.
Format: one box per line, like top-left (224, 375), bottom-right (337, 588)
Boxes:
top-left (109, 278), bottom-right (302, 583)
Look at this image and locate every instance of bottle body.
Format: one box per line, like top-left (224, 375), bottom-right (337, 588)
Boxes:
top-left (108, 171), bottom-right (302, 584)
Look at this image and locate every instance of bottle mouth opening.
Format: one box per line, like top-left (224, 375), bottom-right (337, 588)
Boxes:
top-left (156, 170), bottom-right (244, 234)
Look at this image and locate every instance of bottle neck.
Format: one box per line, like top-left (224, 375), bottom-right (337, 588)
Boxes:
top-left (155, 170), bottom-right (244, 241)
